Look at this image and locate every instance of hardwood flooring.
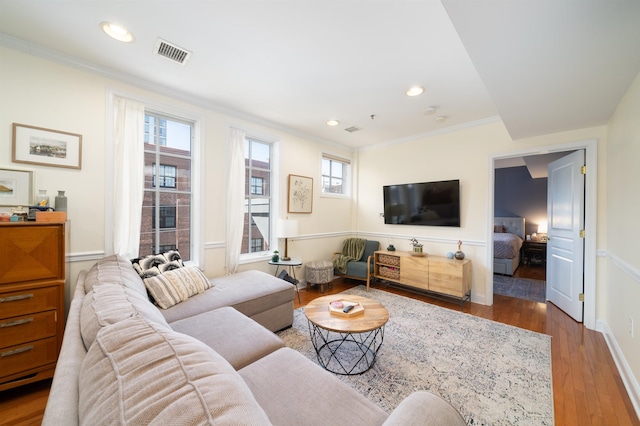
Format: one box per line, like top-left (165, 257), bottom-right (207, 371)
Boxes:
top-left (1, 273), bottom-right (637, 426)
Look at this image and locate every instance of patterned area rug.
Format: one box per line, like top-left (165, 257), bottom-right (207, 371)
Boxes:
top-left (278, 286), bottom-right (553, 425)
top-left (493, 274), bottom-right (546, 303)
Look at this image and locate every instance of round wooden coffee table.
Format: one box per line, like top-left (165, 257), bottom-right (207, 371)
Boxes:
top-left (304, 294), bottom-right (389, 375)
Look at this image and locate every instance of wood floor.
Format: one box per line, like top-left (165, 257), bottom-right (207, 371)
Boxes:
top-left (1, 269), bottom-right (638, 426)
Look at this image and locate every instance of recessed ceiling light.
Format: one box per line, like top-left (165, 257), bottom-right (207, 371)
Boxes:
top-left (101, 22), bottom-right (134, 43)
top-left (326, 120), bottom-right (340, 126)
top-left (423, 106), bottom-right (437, 115)
top-left (435, 116), bottom-right (447, 123)
top-left (406, 86), bottom-right (424, 97)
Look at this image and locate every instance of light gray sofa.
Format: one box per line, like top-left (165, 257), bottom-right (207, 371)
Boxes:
top-left (43, 254), bottom-right (465, 425)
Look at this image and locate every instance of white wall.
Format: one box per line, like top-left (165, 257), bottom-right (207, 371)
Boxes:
top-left (356, 120), bottom-right (607, 305)
top-left (0, 46), bottom-right (354, 307)
top-left (603, 71), bottom-right (640, 406)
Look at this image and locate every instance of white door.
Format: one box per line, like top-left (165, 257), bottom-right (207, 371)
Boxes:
top-left (546, 150), bottom-right (585, 322)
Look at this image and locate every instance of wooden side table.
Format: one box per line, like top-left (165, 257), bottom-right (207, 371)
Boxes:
top-left (305, 294), bottom-right (389, 375)
top-left (523, 241), bottom-right (547, 266)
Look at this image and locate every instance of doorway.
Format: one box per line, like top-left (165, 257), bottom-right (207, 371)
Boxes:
top-left (486, 139), bottom-right (597, 330)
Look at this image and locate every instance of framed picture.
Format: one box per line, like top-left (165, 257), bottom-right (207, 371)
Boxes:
top-left (288, 174), bottom-right (313, 213)
top-left (12, 123), bottom-right (82, 169)
top-left (0, 168), bottom-right (33, 206)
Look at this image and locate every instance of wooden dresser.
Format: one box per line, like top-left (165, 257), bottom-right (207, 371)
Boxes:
top-left (373, 250), bottom-right (471, 309)
top-left (0, 222), bottom-right (65, 391)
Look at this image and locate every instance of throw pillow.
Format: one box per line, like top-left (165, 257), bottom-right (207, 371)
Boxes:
top-left (131, 250), bottom-right (184, 279)
top-left (143, 266), bottom-right (213, 309)
top-left (494, 225), bottom-right (505, 233)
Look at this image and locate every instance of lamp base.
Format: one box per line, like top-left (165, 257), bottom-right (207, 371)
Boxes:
top-left (281, 256), bottom-right (291, 261)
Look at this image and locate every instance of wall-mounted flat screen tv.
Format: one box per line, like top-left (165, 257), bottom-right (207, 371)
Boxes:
top-left (383, 179), bottom-right (460, 227)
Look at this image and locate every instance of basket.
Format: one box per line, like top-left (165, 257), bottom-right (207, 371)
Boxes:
top-left (379, 266), bottom-right (400, 280)
top-left (378, 254), bottom-right (400, 267)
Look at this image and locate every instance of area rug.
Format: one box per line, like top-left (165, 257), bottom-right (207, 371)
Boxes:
top-left (278, 286), bottom-right (553, 425)
top-left (493, 274), bottom-right (546, 303)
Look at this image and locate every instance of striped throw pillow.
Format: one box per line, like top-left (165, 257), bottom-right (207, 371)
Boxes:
top-left (143, 266), bottom-right (213, 309)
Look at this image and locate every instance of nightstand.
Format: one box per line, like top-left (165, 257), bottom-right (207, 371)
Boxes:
top-left (523, 240), bottom-right (547, 266)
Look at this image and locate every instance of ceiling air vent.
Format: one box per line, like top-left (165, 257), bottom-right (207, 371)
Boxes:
top-left (154, 38), bottom-right (191, 65)
top-left (344, 126), bottom-right (362, 133)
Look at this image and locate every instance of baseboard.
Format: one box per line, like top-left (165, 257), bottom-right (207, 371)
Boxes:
top-left (597, 319), bottom-right (640, 419)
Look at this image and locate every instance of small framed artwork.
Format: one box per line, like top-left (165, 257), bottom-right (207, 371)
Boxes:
top-left (0, 168), bottom-right (33, 206)
top-left (288, 174), bottom-right (313, 213)
top-left (12, 123), bottom-right (82, 169)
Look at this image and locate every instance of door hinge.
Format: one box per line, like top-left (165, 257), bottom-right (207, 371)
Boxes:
top-left (580, 165), bottom-right (586, 175)
top-left (580, 229), bottom-right (586, 238)
top-left (579, 293), bottom-right (585, 302)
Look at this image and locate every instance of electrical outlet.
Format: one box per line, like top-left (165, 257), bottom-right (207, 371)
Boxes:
top-left (629, 317), bottom-right (635, 338)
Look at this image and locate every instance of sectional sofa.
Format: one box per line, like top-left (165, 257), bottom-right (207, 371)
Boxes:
top-left (42, 254), bottom-right (465, 425)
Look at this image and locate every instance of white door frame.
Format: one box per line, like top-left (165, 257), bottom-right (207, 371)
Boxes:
top-left (486, 138), bottom-right (597, 330)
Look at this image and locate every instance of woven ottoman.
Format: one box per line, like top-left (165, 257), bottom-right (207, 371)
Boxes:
top-left (305, 260), bottom-right (334, 293)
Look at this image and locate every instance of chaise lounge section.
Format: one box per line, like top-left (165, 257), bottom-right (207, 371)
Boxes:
top-left (43, 254), bottom-right (465, 425)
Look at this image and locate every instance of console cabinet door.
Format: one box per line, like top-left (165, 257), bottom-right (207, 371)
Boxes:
top-left (428, 258), bottom-right (471, 297)
top-left (399, 256), bottom-right (429, 290)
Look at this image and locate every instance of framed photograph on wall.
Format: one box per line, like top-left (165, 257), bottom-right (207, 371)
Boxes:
top-left (0, 168), bottom-right (33, 206)
top-left (288, 174), bottom-right (313, 213)
top-left (12, 123), bottom-right (82, 169)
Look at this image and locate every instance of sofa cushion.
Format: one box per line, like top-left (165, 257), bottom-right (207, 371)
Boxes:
top-left (170, 307), bottom-right (285, 370)
top-left (239, 347), bottom-right (388, 425)
top-left (382, 391), bottom-right (466, 426)
top-left (131, 250), bottom-right (184, 278)
top-left (143, 266), bottom-right (214, 309)
top-left (78, 316), bottom-right (272, 425)
top-left (80, 283), bottom-right (170, 350)
top-left (83, 254), bottom-right (147, 297)
top-left (159, 270), bottom-right (293, 323)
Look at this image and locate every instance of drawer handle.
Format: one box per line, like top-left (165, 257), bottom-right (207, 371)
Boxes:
top-left (1, 318), bottom-right (34, 328)
top-left (0, 293), bottom-right (34, 303)
top-left (1, 345), bottom-right (34, 357)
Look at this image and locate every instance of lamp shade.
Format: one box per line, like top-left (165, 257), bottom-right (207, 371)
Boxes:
top-left (537, 223), bottom-right (548, 234)
top-left (278, 219), bottom-right (299, 238)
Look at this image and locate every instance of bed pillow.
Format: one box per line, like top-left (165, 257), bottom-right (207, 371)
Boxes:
top-left (131, 250), bottom-right (184, 279)
top-left (494, 225), bottom-right (505, 233)
top-left (143, 266), bottom-right (214, 309)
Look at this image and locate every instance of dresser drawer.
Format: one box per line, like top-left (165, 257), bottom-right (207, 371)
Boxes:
top-left (0, 311), bottom-right (57, 348)
top-left (0, 286), bottom-right (59, 320)
top-left (0, 337), bottom-right (58, 378)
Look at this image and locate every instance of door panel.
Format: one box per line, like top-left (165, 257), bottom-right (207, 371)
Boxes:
top-left (546, 150), bottom-right (585, 322)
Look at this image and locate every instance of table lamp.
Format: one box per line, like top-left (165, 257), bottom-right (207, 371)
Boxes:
top-left (278, 219), bottom-right (299, 261)
top-left (537, 223), bottom-right (548, 241)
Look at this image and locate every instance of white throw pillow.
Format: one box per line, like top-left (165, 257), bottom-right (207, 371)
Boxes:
top-left (143, 266), bottom-right (213, 309)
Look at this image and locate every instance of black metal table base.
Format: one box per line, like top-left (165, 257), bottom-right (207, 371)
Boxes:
top-left (307, 321), bottom-right (385, 375)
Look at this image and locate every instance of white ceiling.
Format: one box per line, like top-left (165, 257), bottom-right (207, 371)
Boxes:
top-left (1, 1), bottom-right (639, 149)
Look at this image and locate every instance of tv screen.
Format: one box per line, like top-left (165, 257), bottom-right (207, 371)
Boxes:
top-left (383, 180), bottom-right (460, 227)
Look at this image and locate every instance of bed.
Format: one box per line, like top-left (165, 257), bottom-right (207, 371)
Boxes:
top-left (493, 216), bottom-right (525, 276)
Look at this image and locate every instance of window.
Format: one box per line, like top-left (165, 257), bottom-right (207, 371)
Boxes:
top-left (140, 112), bottom-right (193, 259)
top-left (250, 176), bottom-right (264, 195)
top-left (152, 206), bottom-right (177, 229)
top-left (153, 164), bottom-right (177, 188)
top-left (243, 138), bottom-right (272, 255)
top-left (322, 154), bottom-right (351, 195)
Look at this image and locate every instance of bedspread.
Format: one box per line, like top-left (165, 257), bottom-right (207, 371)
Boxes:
top-left (494, 233), bottom-right (523, 259)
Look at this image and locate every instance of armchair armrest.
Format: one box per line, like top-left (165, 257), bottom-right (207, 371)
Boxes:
top-left (383, 391), bottom-right (465, 426)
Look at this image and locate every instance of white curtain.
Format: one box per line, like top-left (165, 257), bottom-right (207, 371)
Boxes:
top-left (225, 128), bottom-right (246, 274)
top-left (111, 96), bottom-right (145, 258)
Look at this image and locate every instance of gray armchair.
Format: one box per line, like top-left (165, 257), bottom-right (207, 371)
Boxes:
top-left (332, 239), bottom-right (380, 291)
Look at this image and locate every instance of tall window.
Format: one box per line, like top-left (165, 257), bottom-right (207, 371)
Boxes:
top-left (322, 154), bottom-right (351, 195)
top-left (243, 138), bottom-right (272, 255)
top-left (140, 112), bottom-right (193, 259)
